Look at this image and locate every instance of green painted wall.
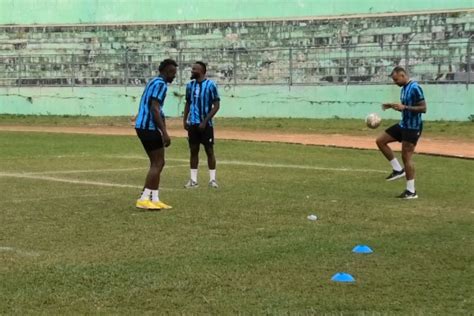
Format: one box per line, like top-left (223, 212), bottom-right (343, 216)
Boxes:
top-left (1, 0), bottom-right (473, 25)
top-left (1, 85), bottom-right (472, 121)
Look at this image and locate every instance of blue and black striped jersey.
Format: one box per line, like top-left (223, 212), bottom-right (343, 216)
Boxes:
top-left (399, 80), bottom-right (425, 130)
top-left (135, 76), bottom-right (168, 131)
top-left (186, 79), bottom-right (220, 126)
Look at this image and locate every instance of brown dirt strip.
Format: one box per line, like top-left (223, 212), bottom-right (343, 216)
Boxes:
top-left (0, 125), bottom-right (472, 159)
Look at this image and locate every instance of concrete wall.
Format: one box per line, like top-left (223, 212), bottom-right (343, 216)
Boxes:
top-left (0, 1), bottom-right (472, 120)
top-left (1, 0), bottom-right (473, 25)
top-left (1, 85), bottom-right (472, 121)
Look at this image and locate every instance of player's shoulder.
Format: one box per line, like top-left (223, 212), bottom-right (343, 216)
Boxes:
top-left (206, 79), bottom-right (218, 87)
top-left (157, 77), bottom-right (168, 88)
top-left (186, 79), bottom-right (196, 87)
top-left (409, 80), bottom-right (422, 88)
top-left (410, 81), bottom-right (424, 95)
top-left (148, 76), bottom-right (166, 87)
top-left (145, 76), bottom-right (156, 86)
top-left (149, 75), bottom-right (163, 82)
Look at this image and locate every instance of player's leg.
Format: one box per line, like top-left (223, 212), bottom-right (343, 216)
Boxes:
top-left (401, 142), bottom-right (415, 181)
top-left (143, 147), bottom-right (164, 192)
top-left (136, 129), bottom-right (168, 209)
top-left (398, 129), bottom-right (421, 199)
top-left (185, 125), bottom-right (200, 188)
top-left (204, 145), bottom-right (216, 170)
top-left (203, 126), bottom-right (218, 188)
top-left (399, 141), bottom-right (417, 199)
top-left (375, 132), bottom-right (397, 160)
top-left (376, 124), bottom-right (405, 181)
top-left (144, 147), bottom-right (172, 209)
top-left (190, 144), bottom-right (200, 169)
top-left (204, 145), bottom-right (217, 188)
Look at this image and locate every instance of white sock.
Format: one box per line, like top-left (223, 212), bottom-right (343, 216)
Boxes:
top-left (390, 158), bottom-right (403, 171)
top-left (140, 188), bottom-right (151, 201)
top-left (209, 169), bottom-right (216, 181)
top-left (406, 179), bottom-right (415, 193)
top-left (151, 190), bottom-right (159, 202)
top-left (190, 169), bottom-right (198, 182)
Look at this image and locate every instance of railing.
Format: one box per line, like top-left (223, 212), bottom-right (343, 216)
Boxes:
top-left (0, 39), bottom-right (471, 87)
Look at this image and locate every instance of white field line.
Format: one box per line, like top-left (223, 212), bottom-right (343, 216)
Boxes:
top-left (2, 192), bottom-right (115, 203)
top-left (26, 167), bottom-right (146, 175)
top-left (216, 159), bottom-right (386, 173)
top-left (0, 246), bottom-right (40, 257)
top-left (110, 155), bottom-right (387, 174)
top-left (24, 164), bottom-right (188, 175)
top-left (0, 156), bottom-right (385, 190)
top-left (0, 172), bottom-right (142, 189)
top-left (0, 163), bottom-right (187, 190)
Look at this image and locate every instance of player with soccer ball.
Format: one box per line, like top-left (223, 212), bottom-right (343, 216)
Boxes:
top-left (375, 66), bottom-right (427, 199)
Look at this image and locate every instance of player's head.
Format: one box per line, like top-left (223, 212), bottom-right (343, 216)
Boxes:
top-left (390, 66), bottom-right (409, 87)
top-left (191, 61), bottom-right (207, 80)
top-left (158, 59), bottom-right (178, 83)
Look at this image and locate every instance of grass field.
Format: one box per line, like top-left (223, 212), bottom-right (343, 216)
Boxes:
top-left (1, 114), bottom-right (473, 140)
top-left (0, 129), bottom-right (473, 314)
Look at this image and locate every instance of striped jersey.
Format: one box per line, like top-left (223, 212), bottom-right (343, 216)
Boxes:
top-left (186, 79), bottom-right (220, 126)
top-left (135, 76), bottom-right (168, 131)
top-left (399, 80), bottom-right (425, 130)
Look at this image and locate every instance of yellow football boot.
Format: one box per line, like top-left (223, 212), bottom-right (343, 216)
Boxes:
top-left (136, 199), bottom-right (161, 210)
top-left (151, 200), bottom-right (172, 209)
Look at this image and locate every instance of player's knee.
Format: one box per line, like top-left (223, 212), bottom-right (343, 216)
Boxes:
top-left (204, 146), bottom-right (214, 156)
top-left (150, 160), bottom-right (164, 170)
top-left (375, 137), bottom-right (384, 148)
top-left (190, 145), bottom-right (200, 155)
top-left (401, 152), bottom-right (412, 164)
top-left (150, 155), bottom-right (165, 167)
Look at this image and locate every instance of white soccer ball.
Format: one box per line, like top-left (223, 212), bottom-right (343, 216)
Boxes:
top-left (365, 113), bottom-right (381, 129)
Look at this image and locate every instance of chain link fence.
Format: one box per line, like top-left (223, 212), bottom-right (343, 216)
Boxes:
top-left (0, 39), bottom-right (471, 87)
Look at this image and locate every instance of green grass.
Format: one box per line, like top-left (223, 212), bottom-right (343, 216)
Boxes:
top-left (0, 131), bottom-right (473, 314)
top-left (0, 114), bottom-right (132, 127)
top-left (217, 117), bottom-right (474, 140)
top-left (1, 114), bottom-right (473, 140)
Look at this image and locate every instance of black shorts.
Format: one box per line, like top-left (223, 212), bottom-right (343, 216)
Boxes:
top-left (136, 128), bottom-right (163, 151)
top-left (385, 124), bottom-right (422, 145)
top-left (187, 124), bottom-right (214, 147)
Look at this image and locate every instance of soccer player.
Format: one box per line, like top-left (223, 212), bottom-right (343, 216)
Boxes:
top-left (376, 66), bottom-right (427, 199)
top-left (135, 59), bottom-right (177, 209)
top-left (182, 61), bottom-right (221, 189)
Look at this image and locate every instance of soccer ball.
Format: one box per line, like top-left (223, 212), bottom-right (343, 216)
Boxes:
top-left (365, 113), bottom-right (381, 129)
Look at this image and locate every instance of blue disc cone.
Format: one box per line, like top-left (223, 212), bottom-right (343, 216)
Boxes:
top-left (352, 244), bottom-right (373, 254)
top-left (331, 272), bottom-right (355, 283)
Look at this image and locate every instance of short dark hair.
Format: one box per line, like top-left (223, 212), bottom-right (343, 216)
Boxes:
top-left (159, 59), bottom-right (178, 72)
top-left (195, 61), bottom-right (207, 74)
top-left (391, 66), bottom-right (406, 76)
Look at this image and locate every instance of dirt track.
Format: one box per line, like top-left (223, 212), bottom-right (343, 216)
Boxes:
top-left (0, 125), bottom-right (473, 159)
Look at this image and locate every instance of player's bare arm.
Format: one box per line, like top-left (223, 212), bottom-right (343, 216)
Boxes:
top-left (183, 101), bottom-right (190, 130)
top-left (382, 100), bottom-right (426, 113)
top-left (199, 100), bottom-right (220, 130)
top-left (151, 98), bottom-right (171, 147)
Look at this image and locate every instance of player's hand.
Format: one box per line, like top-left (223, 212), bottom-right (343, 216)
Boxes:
top-left (392, 103), bottom-right (406, 111)
top-left (382, 103), bottom-right (393, 111)
top-left (198, 121), bottom-right (206, 131)
top-left (382, 103), bottom-right (405, 111)
top-left (183, 120), bottom-right (189, 131)
top-left (163, 132), bottom-right (171, 147)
